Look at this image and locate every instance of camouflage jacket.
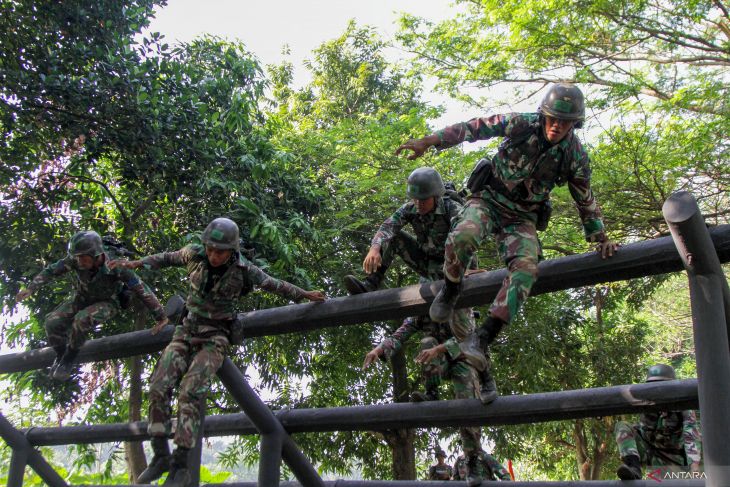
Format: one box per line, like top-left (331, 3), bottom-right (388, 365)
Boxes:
top-left (141, 244), bottom-right (308, 321)
top-left (371, 196), bottom-right (461, 259)
top-left (428, 463), bottom-right (453, 481)
top-left (27, 254), bottom-right (164, 320)
top-left (379, 315), bottom-right (462, 363)
top-left (435, 112), bottom-right (606, 242)
top-left (639, 410), bottom-right (702, 465)
top-left (454, 453), bottom-right (511, 481)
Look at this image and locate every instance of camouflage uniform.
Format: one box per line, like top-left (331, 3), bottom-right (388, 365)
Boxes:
top-left (378, 316), bottom-right (487, 459)
top-left (454, 452), bottom-right (512, 481)
top-left (141, 244), bottom-right (308, 449)
top-left (435, 113), bottom-right (606, 324)
top-left (429, 463), bottom-right (454, 480)
top-left (615, 410), bottom-right (702, 468)
top-left (27, 253), bottom-right (164, 351)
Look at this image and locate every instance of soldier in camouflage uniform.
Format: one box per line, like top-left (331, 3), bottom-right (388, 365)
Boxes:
top-left (453, 451), bottom-right (512, 482)
top-left (363, 307), bottom-right (491, 486)
top-left (429, 448), bottom-right (454, 480)
top-left (395, 83), bottom-right (618, 358)
top-left (111, 217), bottom-right (324, 486)
top-left (346, 167), bottom-right (498, 405)
top-left (15, 230), bottom-right (167, 381)
top-left (614, 364), bottom-right (702, 480)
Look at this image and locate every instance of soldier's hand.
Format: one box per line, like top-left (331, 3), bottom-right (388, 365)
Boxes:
top-left (304, 290), bottom-right (326, 302)
top-left (690, 462), bottom-right (701, 473)
top-left (596, 239), bottom-right (619, 259)
top-left (394, 135), bottom-right (439, 160)
top-left (15, 288), bottom-right (32, 302)
top-left (109, 259), bottom-right (143, 270)
top-left (362, 347), bottom-right (384, 370)
top-left (151, 316), bottom-right (169, 335)
top-left (416, 344), bottom-right (446, 364)
top-left (362, 246), bottom-right (382, 274)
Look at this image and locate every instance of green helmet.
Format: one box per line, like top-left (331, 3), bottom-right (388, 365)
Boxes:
top-left (539, 83), bottom-right (585, 123)
top-left (646, 364), bottom-right (676, 382)
top-left (202, 218), bottom-right (240, 251)
top-left (68, 230), bottom-right (104, 257)
top-left (407, 167), bottom-right (445, 200)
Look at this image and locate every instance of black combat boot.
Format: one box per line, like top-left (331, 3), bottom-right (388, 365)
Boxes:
top-left (476, 315), bottom-right (505, 353)
top-left (343, 273), bottom-right (383, 295)
top-left (410, 385), bottom-right (439, 402)
top-left (52, 347), bottom-right (80, 381)
top-left (478, 366), bottom-right (499, 405)
top-left (616, 454), bottom-right (642, 480)
top-left (137, 437), bottom-right (171, 484)
top-left (429, 279), bottom-right (462, 323)
top-left (163, 447), bottom-right (191, 486)
top-left (49, 345), bottom-right (67, 378)
top-left (466, 452), bottom-right (485, 487)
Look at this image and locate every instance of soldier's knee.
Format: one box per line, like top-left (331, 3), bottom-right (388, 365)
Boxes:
top-left (507, 256), bottom-right (539, 281)
top-left (420, 336), bottom-right (438, 351)
top-left (614, 421), bottom-right (633, 436)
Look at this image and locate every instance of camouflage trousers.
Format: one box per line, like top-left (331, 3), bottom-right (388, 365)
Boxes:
top-left (444, 195), bottom-right (540, 324)
top-left (45, 299), bottom-right (118, 351)
top-left (420, 336), bottom-right (482, 456)
top-left (615, 421), bottom-right (688, 466)
top-left (377, 229), bottom-right (444, 282)
top-left (148, 320), bottom-right (229, 449)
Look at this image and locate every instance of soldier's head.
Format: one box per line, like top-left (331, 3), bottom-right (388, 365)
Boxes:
top-left (68, 230), bottom-right (105, 270)
top-left (407, 167), bottom-right (445, 215)
top-left (538, 83), bottom-right (585, 144)
top-left (202, 217), bottom-right (239, 267)
top-left (645, 363), bottom-right (676, 382)
top-left (435, 448), bottom-right (447, 462)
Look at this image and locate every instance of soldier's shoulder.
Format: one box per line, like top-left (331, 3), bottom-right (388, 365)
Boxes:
top-left (505, 113), bottom-right (539, 138)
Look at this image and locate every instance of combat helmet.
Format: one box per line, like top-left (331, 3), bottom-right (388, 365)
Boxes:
top-left (407, 167), bottom-right (445, 200)
top-left (539, 83), bottom-right (585, 126)
top-left (646, 364), bottom-right (676, 382)
top-left (68, 230), bottom-right (104, 257)
top-left (202, 218), bottom-right (240, 251)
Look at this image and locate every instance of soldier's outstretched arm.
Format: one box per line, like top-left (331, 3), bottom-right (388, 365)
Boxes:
top-left (395, 134), bottom-right (440, 160)
top-left (17, 257), bottom-right (72, 302)
top-left (362, 346), bottom-right (384, 370)
top-left (246, 262), bottom-right (325, 303)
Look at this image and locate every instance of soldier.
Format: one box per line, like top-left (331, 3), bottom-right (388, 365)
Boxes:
top-left (614, 364), bottom-right (701, 480)
top-left (15, 230), bottom-right (167, 381)
top-left (453, 451), bottom-right (511, 482)
top-left (110, 218), bottom-right (325, 485)
top-left (363, 311), bottom-right (491, 486)
top-left (428, 448), bottom-right (454, 480)
top-left (345, 167), bottom-right (498, 404)
top-left (395, 83), bottom-right (618, 359)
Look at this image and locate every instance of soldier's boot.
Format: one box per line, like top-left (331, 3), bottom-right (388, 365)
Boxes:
top-left (616, 455), bottom-right (642, 480)
top-left (478, 365), bottom-right (499, 405)
top-left (49, 345), bottom-right (67, 378)
top-left (476, 315), bottom-right (506, 353)
top-left (429, 279), bottom-right (462, 323)
top-left (410, 385), bottom-right (439, 402)
top-left (137, 437), bottom-right (171, 484)
top-left (343, 273), bottom-right (383, 295)
top-left (163, 447), bottom-right (191, 486)
top-left (466, 452), bottom-right (485, 487)
top-left (52, 347), bottom-right (80, 381)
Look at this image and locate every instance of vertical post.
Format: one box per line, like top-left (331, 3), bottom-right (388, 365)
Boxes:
top-left (259, 433), bottom-right (283, 486)
top-left (188, 398), bottom-right (206, 487)
top-left (663, 191), bottom-right (730, 487)
top-left (8, 448), bottom-right (28, 487)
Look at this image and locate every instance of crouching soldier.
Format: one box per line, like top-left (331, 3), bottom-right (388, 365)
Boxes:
top-left (15, 230), bottom-right (167, 381)
top-left (614, 364), bottom-right (701, 480)
top-left (110, 218), bottom-right (325, 485)
top-left (346, 167), bottom-right (497, 404)
top-left (363, 313), bottom-right (491, 486)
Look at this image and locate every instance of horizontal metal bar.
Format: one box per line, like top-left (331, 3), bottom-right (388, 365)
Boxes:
top-left (206, 480), bottom-right (705, 487)
top-left (24, 379), bottom-right (697, 445)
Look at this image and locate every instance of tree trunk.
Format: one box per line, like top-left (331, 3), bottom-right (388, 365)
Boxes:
top-left (125, 305), bottom-right (148, 482)
top-left (388, 346), bottom-right (416, 480)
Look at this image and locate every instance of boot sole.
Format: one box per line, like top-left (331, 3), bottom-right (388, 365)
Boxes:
top-left (616, 465), bottom-right (642, 480)
top-left (343, 277), bottom-right (368, 295)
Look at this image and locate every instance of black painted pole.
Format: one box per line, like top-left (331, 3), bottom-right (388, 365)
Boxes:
top-left (217, 359), bottom-right (324, 487)
top-left (663, 191), bottom-right (730, 487)
top-left (0, 412), bottom-right (67, 487)
top-left (207, 480), bottom-right (705, 487)
top-left (7, 447), bottom-right (28, 487)
top-left (259, 433), bottom-right (284, 486)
